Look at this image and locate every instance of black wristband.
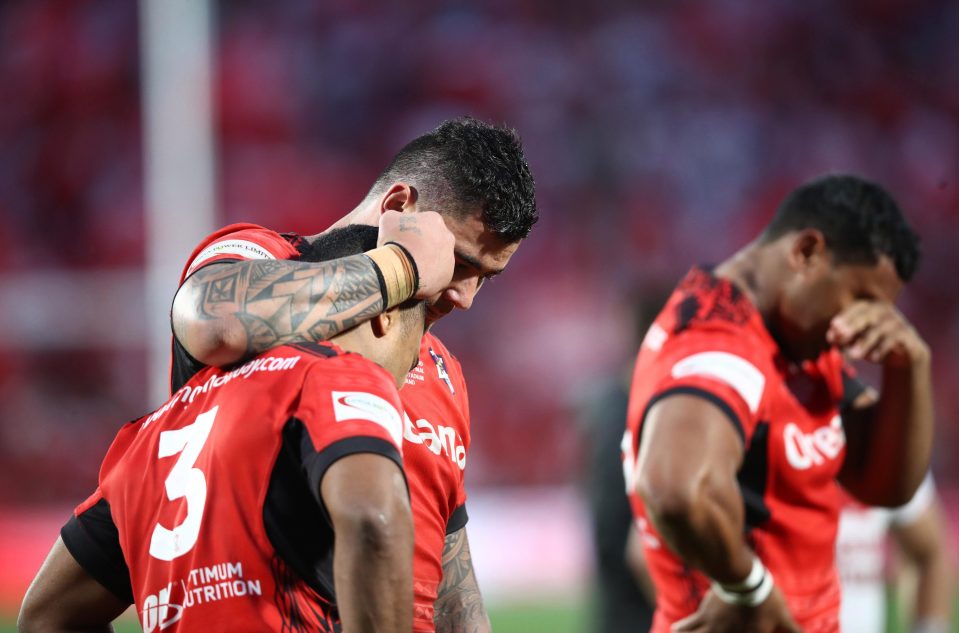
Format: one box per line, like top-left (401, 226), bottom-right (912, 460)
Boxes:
top-left (364, 253), bottom-right (390, 306)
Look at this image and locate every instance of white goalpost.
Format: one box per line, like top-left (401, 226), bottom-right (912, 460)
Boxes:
top-left (140, 0), bottom-right (217, 403)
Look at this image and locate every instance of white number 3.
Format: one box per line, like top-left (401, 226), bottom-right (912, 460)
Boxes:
top-left (149, 405), bottom-right (218, 561)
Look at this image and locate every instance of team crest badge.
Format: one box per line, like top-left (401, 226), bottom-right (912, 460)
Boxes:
top-left (429, 347), bottom-right (455, 395)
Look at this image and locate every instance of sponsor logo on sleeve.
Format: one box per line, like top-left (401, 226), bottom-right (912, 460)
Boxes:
top-left (331, 391), bottom-right (404, 447)
top-left (187, 239), bottom-right (277, 274)
top-left (671, 351), bottom-right (765, 413)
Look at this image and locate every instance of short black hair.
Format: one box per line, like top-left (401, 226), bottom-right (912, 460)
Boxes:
top-left (761, 174), bottom-right (921, 281)
top-left (300, 225), bottom-right (425, 316)
top-left (369, 117), bottom-right (538, 243)
top-left (298, 225), bottom-right (378, 262)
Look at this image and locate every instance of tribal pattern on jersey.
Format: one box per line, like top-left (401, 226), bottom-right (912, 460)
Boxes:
top-left (624, 267), bottom-right (855, 633)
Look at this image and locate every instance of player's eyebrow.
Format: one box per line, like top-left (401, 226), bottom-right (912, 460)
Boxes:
top-left (455, 250), bottom-right (504, 279)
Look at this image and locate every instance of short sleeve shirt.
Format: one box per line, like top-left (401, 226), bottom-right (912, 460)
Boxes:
top-left (624, 268), bottom-right (856, 633)
top-left (172, 224), bottom-right (471, 632)
top-left (62, 343), bottom-right (405, 632)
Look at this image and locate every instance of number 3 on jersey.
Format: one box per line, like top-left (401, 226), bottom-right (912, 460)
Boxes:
top-left (149, 406), bottom-right (218, 561)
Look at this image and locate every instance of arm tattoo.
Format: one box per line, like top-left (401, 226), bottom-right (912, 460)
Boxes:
top-left (434, 528), bottom-right (491, 633)
top-left (190, 254), bottom-right (385, 356)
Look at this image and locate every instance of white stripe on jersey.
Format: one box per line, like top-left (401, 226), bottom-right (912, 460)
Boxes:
top-left (671, 351), bottom-right (765, 413)
top-left (187, 239), bottom-right (277, 274)
top-left (331, 391), bottom-right (404, 449)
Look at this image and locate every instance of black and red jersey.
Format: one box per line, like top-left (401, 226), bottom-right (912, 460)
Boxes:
top-left (174, 224), bottom-right (471, 632)
top-left (623, 267), bottom-right (863, 633)
top-left (62, 343), bottom-right (406, 632)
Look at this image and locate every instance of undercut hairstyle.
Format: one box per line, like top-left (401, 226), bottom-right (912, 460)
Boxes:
top-left (761, 174), bottom-right (921, 281)
top-left (298, 225), bottom-right (379, 263)
top-left (369, 117), bottom-right (538, 243)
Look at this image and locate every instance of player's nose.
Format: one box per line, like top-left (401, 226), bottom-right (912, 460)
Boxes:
top-left (443, 277), bottom-right (478, 311)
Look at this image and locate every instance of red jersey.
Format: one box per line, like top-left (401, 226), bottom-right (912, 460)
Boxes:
top-left (623, 268), bottom-right (861, 633)
top-left (61, 343), bottom-right (406, 632)
top-left (175, 224), bottom-right (471, 632)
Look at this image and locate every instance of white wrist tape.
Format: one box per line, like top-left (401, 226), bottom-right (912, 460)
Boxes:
top-left (711, 556), bottom-right (774, 607)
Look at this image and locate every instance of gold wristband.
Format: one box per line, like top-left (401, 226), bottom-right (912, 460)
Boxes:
top-left (365, 244), bottom-right (416, 309)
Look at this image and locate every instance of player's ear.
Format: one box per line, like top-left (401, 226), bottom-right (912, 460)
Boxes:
top-left (789, 229), bottom-right (829, 274)
top-left (380, 183), bottom-right (419, 215)
top-left (369, 309), bottom-right (398, 338)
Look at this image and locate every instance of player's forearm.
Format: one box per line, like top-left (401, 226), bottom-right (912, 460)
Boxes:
top-left (434, 529), bottom-right (491, 633)
top-left (910, 510), bottom-right (953, 628)
top-left (625, 527), bottom-right (657, 603)
top-left (914, 555), bottom-right (952, 626)
top-left (17, 619), bottom-right (114, 633)
top-left (639, 469), bottom-right (754, 584)
top-left (17, 618), bottom-right (114, 633)
top-left (172, 256), bottom-right (385, 366)
top-left (334, 509), bottom-right (414, 633)
top-left (851, 358), bottom-right (934, 506)
top-left (19, 539), bottom-right (128, 633)
top-left (875, 358), bottom-right (934, 502)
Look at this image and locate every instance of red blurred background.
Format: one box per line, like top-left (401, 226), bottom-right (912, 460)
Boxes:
top-left (0, 0), bottom-right (957, 618)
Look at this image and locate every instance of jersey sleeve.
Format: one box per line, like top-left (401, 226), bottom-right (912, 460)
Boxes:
top-left (179, 223), bottom-right (300, 283)
top-left (291, 356), bottom-right (407, 500)
top-left (641, 330), bottom-right (768, 445)
top-left (60, 491), bottom-right (134, 604)
top-left (171, 224), bottom-right (302, 392)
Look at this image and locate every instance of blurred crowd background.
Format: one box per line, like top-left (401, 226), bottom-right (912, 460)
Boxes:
top-left (1, 0), bottom-right (957, 628)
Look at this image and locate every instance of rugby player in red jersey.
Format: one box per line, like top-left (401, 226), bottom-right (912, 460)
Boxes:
top-left (167, 118), bottom-right (537, 632)
top-left (622, 174), bottom-right (931, 633)
top-left (19, 225), bottom-right (436, 633)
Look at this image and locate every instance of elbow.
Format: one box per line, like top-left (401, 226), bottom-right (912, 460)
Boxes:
top-left (636, 467), bottom-right (700, 529)
top-left (335, 499), bottom-right (412, 554)
top-left (17, 597), bottom-right (49, 633)
top-left (878, 479), bottom-right (922, 509)
top-left (846, 481), bottom-right (916, 509)
top-left (885, 487), bottom-right (918, 509)
top-left (846, 468), bottom-right (925, 509)
top-left (171, 285), bottom-right (239, 367)
top-left (16, 610), bottom-right (33, 633)
top-left (635, 452), bottom-right (733, 534)
top-left (355, 514), bottom-right (401, 557)
top-left (180, 330), bottom-right (241, 368)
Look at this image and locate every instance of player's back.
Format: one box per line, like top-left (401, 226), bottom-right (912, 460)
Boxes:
top-left (86, 343), bottom-right (405, 632)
